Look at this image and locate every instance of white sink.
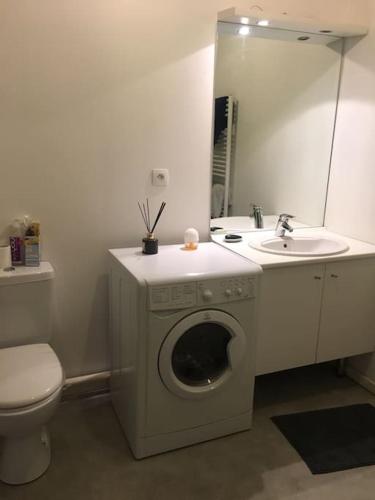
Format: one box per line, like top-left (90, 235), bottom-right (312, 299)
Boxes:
top-left (249, 236), bottom-right (349, 257)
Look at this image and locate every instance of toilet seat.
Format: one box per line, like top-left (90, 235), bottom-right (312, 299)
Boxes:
top-left (0, 344), bottom-right (64, 410)
top-left (0, 385), bottom-right (62, 416)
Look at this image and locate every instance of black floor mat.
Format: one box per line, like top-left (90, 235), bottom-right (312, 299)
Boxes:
top-left (271, 403), bottom-right (375, 474)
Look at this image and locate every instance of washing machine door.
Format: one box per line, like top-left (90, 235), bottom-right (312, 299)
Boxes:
top-left (158, 310), bottom-right (246, 399)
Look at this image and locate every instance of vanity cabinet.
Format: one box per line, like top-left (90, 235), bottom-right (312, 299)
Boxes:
top-left (256, 265), bottom-right (324, 375)
top-left (256, 258), bottom-right (375, 376)
top-left (317, 259), bottom-right (375, 362)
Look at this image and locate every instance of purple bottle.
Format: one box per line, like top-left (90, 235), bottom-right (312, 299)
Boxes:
top-left (9, 219), bottom-right (25, 265)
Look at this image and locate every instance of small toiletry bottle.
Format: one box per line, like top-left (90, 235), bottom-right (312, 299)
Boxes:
top-left (24, 221), bottom-right (41, 267)
top-left (9, 219), bottom-right (25, 266)
top-left (184, 228), bottom-right (199, 250)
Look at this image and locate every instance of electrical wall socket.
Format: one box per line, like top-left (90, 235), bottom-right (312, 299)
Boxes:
top-left (152, 169), bottom-right (169, 187)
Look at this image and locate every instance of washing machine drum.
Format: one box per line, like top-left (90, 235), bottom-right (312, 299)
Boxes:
top-left (158, 310), bottom-right (246, 399)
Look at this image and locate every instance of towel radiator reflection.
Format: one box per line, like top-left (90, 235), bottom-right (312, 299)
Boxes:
top-left (212, 95), bottom-right (237, 217)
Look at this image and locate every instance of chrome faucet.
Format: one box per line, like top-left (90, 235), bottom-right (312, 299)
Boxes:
top-left (251, 204), bottom-right (264, 229)
top-left (275, 213), bottom-right (295, 237)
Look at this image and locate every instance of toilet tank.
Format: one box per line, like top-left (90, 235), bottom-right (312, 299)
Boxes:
top-left (0, 263), bottom-right (55, 349)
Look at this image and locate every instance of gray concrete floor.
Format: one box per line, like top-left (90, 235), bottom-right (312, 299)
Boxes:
top-left (1, 364), bottom-right (375, 500)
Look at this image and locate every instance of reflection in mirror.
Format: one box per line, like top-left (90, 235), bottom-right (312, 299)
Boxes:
top-left (211, 23), bottom-right (343, 233)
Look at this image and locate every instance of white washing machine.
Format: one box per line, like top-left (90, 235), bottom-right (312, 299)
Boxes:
top-left (108, 242), bottom-right (261, 458)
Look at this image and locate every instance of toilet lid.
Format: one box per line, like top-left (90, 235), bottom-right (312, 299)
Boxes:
top-left (0, 343), bottom-right (64, 410)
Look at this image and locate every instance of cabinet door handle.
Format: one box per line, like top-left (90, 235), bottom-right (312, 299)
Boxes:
top-left (314, 276), bottom-right (322, 280)
top-left (331, 274), bottom-right (339, 278)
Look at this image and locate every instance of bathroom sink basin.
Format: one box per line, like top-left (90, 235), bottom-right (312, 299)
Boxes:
top-left (249, 236), bottom-right (349, 257)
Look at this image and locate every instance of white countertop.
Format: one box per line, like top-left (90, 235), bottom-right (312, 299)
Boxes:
top-left (212, 227), bottom-right (375, 269)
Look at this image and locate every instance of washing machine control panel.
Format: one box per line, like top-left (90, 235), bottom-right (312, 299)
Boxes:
top-left (197, 277), bottom-right (256, 306)
top-left (149, 283), bottom-right (197, 311)
top-left (149, 277), bottom-right (256, 310)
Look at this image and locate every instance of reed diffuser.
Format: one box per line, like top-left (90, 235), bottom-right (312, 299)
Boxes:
top-left (138, 199), bottom-right (166, 254)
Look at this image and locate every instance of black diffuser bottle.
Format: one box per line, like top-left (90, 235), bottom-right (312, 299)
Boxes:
top-left (142, 233), bottom-right (158, 255)
top-left (138, 200), bottom-right (166, 255)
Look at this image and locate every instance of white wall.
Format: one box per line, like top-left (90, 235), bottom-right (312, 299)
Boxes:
top-left (325, 0), bottom-right (375, 381)
top-left (0, 0), bottom-right (220, 376)
top-left (215, 33), bottom-right (341, 224)
top-left (0, 0), bottom-right (368, 377)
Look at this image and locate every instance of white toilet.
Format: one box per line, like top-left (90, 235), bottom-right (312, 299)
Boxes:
top-left (0, 263), bottom-right (64, 485)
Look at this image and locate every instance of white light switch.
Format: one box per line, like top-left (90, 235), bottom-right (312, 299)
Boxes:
top-left (152, 169), bottom-right (169, 187)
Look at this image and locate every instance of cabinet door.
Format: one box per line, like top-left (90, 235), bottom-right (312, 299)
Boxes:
top-left (317, 259), bottom-right (375, 362)
top-left (256, 265), bottom-right (324, 375)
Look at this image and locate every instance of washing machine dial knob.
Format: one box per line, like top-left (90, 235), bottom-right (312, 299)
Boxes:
top-left (202, 289), bottom-right (213, 301)
top-left (225, 289), bottom-right (232, 297)
top-left (236, 288), bottom-right (243, 296)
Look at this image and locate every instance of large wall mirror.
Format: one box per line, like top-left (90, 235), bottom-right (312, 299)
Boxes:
top-left (211, 22), bottom-right (343, 233)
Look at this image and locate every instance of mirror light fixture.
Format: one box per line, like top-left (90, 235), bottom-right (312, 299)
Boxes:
top-left (238, 26), bottom-right (251, 35)
top-left (218, 7), bottom-right (368, 37)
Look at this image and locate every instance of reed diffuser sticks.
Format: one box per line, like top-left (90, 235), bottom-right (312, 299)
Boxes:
top-left (138, 199), bottom-right (166, 254)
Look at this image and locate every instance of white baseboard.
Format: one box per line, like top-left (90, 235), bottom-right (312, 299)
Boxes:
top-left (346, 365), bottom-right (375, 395)
top-left (63, 371), bottom-right (110, 400)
